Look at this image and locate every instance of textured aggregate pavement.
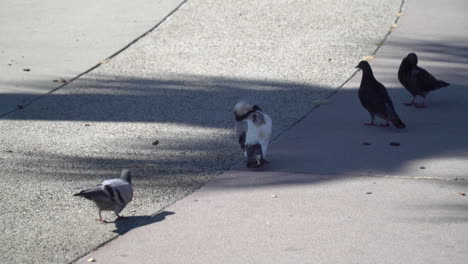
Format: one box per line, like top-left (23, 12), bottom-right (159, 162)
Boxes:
top-left (0, 0), bottom-right (402, 263)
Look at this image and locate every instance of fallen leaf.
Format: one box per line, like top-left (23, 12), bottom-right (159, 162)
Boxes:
top-left (100, 59), bottom-right (110, 64)
top-left (5, 150), bottom-right (13, 153)
top-left (392, 23), bottom-right (398, 28)
top-left (366, 192), bottom-right (372, 195)
top-left (396, 12), bottom-right (404, 17)
top-left (84, 124), bottom-right (91, 127)
top-left (389, 142), bottom-right (400, 146)
top-left (23, 68), bottom-right (30, 72)
top-left (459, 192), bottom-right (466, 196)
top-left (362, 55), bottom-right (375, 61)
top-left (59, 79), bottom-right (68, 83)
top-left (419, 166), bottom-right (426, 169)
top-left (17, 104), bottom-right (24, 109)
top-left (152, 140), bottom-right (159, 145)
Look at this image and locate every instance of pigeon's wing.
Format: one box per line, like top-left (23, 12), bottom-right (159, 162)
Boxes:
top-left (235, 120), bottom-right (247, 150)
top-left (414, 66), bottom-right (447, 92)
top-left (366, 80), bottom-right (395, 114)
top-left (101, 179), bottom-right (133, 206)
top-left (74, 184), bottom-right (112, 203)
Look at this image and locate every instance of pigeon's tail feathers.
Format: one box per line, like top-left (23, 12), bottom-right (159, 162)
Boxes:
top-left (436, 80), bottom-right (449, 88)
top-left (73, 189), bottom-right (95, 200)
top-left (391, 118), bottom-right (406, 129)
top-left (384, 103), bottom-right (406, 129)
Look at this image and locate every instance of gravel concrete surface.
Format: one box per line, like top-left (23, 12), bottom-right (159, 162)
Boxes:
top-left (0, 0), bottom-right (401, 263)
top-left (0, 0), bottom-right (185, 115)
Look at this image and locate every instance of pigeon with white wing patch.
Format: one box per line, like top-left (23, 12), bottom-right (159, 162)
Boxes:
top-left (234, 101), bottom-right (272, 168)
top-left (74, 169), bottom-right (133, 223)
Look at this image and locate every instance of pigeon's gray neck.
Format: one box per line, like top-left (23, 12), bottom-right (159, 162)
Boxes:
top-left (120, 170), bottom-right (132, 184)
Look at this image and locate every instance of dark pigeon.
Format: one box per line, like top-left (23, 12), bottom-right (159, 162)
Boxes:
top-left (356, 61), bottom-right (406, 128)
top-left (398, 53), bottom-right (449, 108)
top-left (74, 169), bottom-right (133, 223)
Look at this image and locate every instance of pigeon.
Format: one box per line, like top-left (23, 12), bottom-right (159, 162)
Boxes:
top-left (398, 53), bottom-right (449, 108)
top-left (234, 101), bottom-right (272, 168)
top-left (74, 169), bottom-right (133, 223)
top-left (356, 60), bottom-right (406, 128)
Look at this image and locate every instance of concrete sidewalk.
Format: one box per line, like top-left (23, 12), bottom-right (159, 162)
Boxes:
top-left (82, 0), bottom-right (468, 263)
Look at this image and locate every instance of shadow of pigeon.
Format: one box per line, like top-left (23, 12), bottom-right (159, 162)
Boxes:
top-left (112, 211), bottom-right (175, 235)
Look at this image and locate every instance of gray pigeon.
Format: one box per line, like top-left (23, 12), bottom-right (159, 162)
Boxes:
top-left (74, 169), bottom-right (133, 223)
top-left (398, 53), bottom-right (449, 108)
top-left (234, 101), bottom-right (272, 168)
top-left (356, 61), bottom-right (406, 128)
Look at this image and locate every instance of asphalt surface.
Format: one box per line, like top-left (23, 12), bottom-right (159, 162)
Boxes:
top-left (81, 0), bottom-right (468, 263)
top-left (0, 0), bottom-right (402, 263)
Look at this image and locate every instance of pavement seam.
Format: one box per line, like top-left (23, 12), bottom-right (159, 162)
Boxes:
top-left (268, 0), bottom-right (406, 144)
top-left (366, 175), bottom-right (467, 182)
top-left (0, 0), bottom-right (189, 120)
top-left (224, 0), bottom-right (407, 174)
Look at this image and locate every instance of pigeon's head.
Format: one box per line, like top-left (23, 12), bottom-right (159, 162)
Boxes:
top-left (234, 101), bottom-right (261, 121)
top-left (404, 53), bottom-right (418, 65)
top-left (356, 60), bottom-right (371, 71)
top-left (120, 169), bottom-right (132, 184)
top-left (246, 144), bottom-right (263, 169)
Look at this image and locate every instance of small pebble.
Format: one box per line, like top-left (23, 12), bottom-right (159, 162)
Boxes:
top-left (389, 142), bottom-right (400, 146)
top-left (362, 142), bottom-right (371, 146)
top-left (459, 192), bottom-right (466, 196)
top-left (23, 68), bottom-right (30, 72)
top-left (17, 104), bottom-right (24, 109)
top-left (419, 166), bottom-right (426, 169)
top-left (366, 192), bottom-right (372, 195)
top-left (84, 124), bottom-right (90, 127)
top-left (152, 140), bottom-right (159, 145)
top-left (87, 257), bottom-right (96, 262)
top-left (271, 194), bottom-right (277, 198)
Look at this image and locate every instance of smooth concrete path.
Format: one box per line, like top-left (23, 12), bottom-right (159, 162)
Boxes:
top-left (82, 0), bottom-right (468, 263)
top-left (0, 0), bottom-right (185, 115)
top-left (0, 0), bottom-right (402, 263)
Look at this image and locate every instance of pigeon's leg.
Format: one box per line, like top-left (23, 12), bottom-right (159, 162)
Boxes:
top-left (96, 210), bottom-right (107, 223)
top-left (415, 98), bottom-right (427, 108)
top-left (364, 114), bottom-right (376, 126)
top-left (380, 120), bottom-right (390, 127)
top-left (404, 96), bottom-right (416, 106)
